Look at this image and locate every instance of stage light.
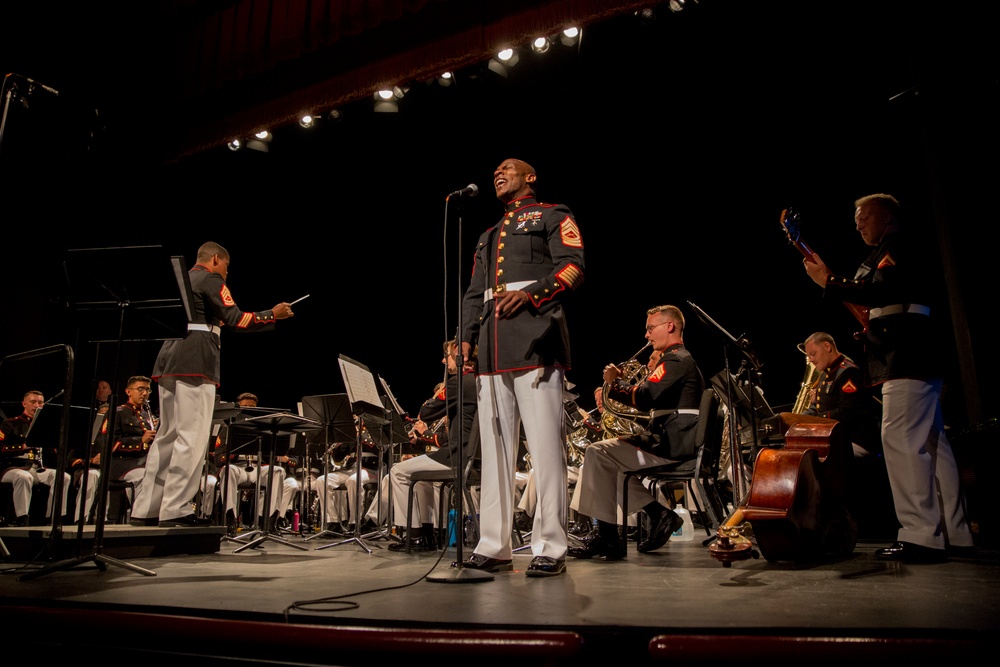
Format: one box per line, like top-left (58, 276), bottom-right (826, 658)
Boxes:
top-left (497, 48), bottom-right (516, 62)
top-left (299, 114), bottom-right (314, 128)
top-left (227, 139), bottom-right (242, 151)
top-left (560, 27), bottom-right (581, 47)
top-left (437, 71), bottom-right (454, 87)
top-left (531, 36), bottom-right (551, 54)
top-left (254, 130), bottom-right (270, 140)
top-left (635, 7), bottom-right (657, 23)
top-left (328, 109), bottom-right (343, 121)
top-left (374, 89), bottom-right (399, 113)
top-left (668, 0), bottom-right (686, 12)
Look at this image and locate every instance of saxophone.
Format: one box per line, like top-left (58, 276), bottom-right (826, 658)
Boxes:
top-left (792, 343), bottom-right (821, 414)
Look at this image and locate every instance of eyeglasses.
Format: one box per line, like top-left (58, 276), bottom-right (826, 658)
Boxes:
top-left (129, 386), bottom-right (152, 393)
top-left (645, 321), bottom-right (669, 333)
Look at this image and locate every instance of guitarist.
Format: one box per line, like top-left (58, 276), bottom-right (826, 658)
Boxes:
top-left (801, 193), bottom-right (973, 563)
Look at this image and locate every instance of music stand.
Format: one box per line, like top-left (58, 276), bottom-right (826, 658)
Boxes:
top-left (300, 394), bottom-right (355, 541)
top-left (315, 355), bottom-right (387, 553)
top-left (687, 300), bottom-right (765, 508)
top-left (19, 247), bottom-right (191, 580)
top-left (229, 412), bottom-right (323, 552)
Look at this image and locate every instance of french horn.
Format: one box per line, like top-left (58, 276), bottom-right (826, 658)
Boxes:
top-left (600, 342), bottom-right (654, 438)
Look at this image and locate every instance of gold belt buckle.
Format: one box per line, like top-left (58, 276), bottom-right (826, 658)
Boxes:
top-left (494, 283), bottom-right (507, 295)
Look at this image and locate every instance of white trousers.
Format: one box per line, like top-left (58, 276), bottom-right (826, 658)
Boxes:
top-left (1, 466), bottom-right (70, 519)
top-left (220, 464), bottom-right (286, 518)
top-left (475, 368), bottom-right (568, 560)
top-left (131, 377), bottom-right (215, 522)
top-left (315, 467), bottom-right (371, 525)
top-left (881, 378), bottom-right (973, 549)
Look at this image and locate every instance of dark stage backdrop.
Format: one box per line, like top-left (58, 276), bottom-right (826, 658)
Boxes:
top-left (1, 2), bottom-right (994, 442)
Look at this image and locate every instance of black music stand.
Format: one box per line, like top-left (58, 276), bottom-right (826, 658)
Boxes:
top-left (359, 389), bottom-right (410, 544)
top-left (316, 355), bottom-right (387, 553)
top-left (209, 401), bottom-right (255, 546)
top-left (300, 394), bottom-right (356, 541)
top-left (229, 412), bottom-right (323, 552)
top-left (687, 300), bottom-right (765, 510)
top-left (19, 247), bottom-right (191, 580)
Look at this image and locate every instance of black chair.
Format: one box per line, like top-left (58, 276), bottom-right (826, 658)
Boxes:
top-left (620, 387), bottom-right (726, 540)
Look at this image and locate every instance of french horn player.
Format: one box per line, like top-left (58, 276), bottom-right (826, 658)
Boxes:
top-left (568, 304), bottom-right (706, 561)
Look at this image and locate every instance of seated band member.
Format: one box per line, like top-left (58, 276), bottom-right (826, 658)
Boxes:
top-left (569, 305), bottom-right (705, 560)
top-left (314, 423), bottom-right (374, 533)
top-left (215, 392), bottom-right (288, 535)
top-left (801, 332), bottom-right (881, 458)
top-left (381, 339), bottom-right (480, 552)
top-left (79, 376), bottom-right (155, 522)
top-left (1, 390), bottom-right (72, 525)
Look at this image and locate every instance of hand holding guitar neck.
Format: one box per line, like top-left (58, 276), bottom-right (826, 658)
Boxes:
top-left (781, 208), bottom-right (869, 331)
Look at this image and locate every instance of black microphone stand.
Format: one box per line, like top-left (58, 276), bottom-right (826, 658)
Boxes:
top-left (428, 187), bottom-right (492, 583)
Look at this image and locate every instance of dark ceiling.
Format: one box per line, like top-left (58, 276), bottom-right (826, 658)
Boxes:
top-left (1, 0), bottom-right (995, 431)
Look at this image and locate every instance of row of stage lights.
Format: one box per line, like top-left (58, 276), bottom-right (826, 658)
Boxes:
top-left (226, 2), bottom-right (697, 152)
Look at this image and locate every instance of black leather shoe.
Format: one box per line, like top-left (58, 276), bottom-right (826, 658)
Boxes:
top-left (637, 511), bottom-right (683, 553)
top-left (159, 514), bottom-right (212, 527)
top-left (526, 556), bottom-right (565, 577)
top-left (129, 516), bottom-right (158, 527)
top-left (13, 515), bottom-right (30, 527)
top-left (388, 535), bottom-right (437, 552)
top-left (456, 553), bottom-right (513, 572)
top-left (874, 541), bottom-right (947, 563)
top-left (567, 535), bottom-right (626, 560)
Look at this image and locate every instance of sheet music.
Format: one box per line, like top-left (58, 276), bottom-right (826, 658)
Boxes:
top-left (338, 356), bottom-right (381, 409)
top-left (378, 376), bottom-right (406, 416)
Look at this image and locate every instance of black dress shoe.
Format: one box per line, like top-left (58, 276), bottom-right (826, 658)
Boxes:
top-left (129, 516), bottom-right (159, 527)
top-left (637, 511), bottom-right (683, 553)
top-left (526, 556), bottom-right (565, 577)
top-left (388, 535), bottom-right (437, 552)
top-left (13, 515), bottom-right (30, 527)
top-left (159, 514), bottom-right (212, 527)
top-left (874, 541), bottom-right (947, 563)
top-left (567, 535), bottom-right (626, 560)
top-left (456, 553), bottom-right (513, 572)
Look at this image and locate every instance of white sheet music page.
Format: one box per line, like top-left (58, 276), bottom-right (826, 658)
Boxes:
top-left (338, 356), bottom-right (381, 408)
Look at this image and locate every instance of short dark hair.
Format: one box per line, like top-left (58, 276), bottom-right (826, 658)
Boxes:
top-left (127, 375), bottom-right (151, 387)
top-left (236, 392), bottom-right (258, 405)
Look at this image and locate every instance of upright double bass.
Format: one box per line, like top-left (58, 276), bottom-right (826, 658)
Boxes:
top-left (709, 412), bottom-right (857, 566)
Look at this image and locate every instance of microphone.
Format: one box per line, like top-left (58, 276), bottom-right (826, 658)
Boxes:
top-left (10, 73), bottom-right (59, 96)
top-left (448, 183), bottom-right (479, 198)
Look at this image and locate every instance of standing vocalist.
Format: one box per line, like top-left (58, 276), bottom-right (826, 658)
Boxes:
top-left (459, 158), bottom-right (585, 577)
top-left (130, 242), bottom-right (294, 528)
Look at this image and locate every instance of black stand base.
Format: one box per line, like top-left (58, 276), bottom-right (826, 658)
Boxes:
top-left (17, 551), bottom-right (156, 581)
top-left (428, 559), bottom-right (494, 583)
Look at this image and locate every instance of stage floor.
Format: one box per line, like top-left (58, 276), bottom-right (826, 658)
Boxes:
top-left (1, 523), bottom-right (998, 665)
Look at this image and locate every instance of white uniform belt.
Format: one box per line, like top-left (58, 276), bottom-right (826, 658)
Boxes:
top-left (869, 304), bottom-right (930, 319)
top-left (483, 280), bottom-right (533, 303)
top-left (188, 323), bottom-right (222, 335)
top-left (650, 408), bottom-right (700, 418)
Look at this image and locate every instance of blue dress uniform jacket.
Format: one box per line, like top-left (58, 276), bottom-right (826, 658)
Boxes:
top-left (152, 264), bottom-right (277, 385)
top-left (804, 354), bottom-right (881, 454)
top-left (92, 403), bottom-right (152, 479)
top-left (605, 343), bottom-right (705, 460)
top-left (460, 196), bottom-right (585, 374)
top-left (822, 229), bottom-right (943, 386)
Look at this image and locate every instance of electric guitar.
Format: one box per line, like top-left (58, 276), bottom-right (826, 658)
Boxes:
top-left (780, 208), bottom-right (869, 332)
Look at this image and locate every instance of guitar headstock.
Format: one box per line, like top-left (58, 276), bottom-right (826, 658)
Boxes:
top-left (779, 207), bottom-right (813, 259)
top-left (779, 207), bottom-right (802, 242)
